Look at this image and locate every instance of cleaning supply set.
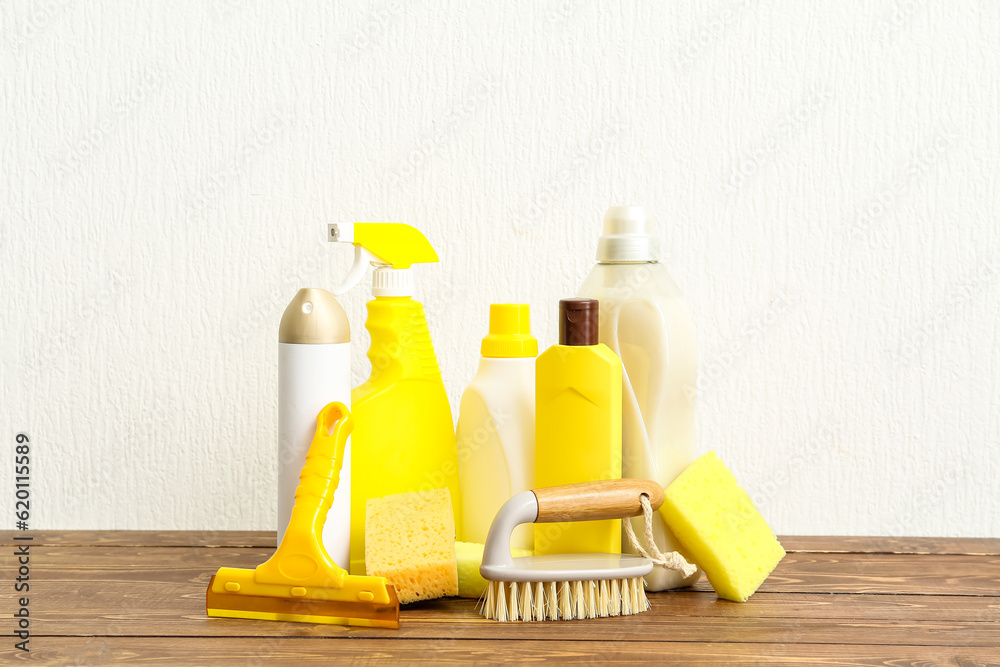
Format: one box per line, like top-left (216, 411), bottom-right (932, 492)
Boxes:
top-left (206, 208), bottom-right (785, 630)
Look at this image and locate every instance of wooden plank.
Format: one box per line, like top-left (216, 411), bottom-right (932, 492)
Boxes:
top-left (4, 548), bottom-right (998, 646)
top-left (5, 638), bottom-right (1000, 666)
top-left (781, 536), bottom-right (1000, 556)
top-left (0, 530), bottom-right (1000, 556)
top-left (27, 604), bottom-right (1000, 647)
top-left (18, 583), bottom-right (1000, 632)
top-left (1, 534), bottom-right (998, 659)
top-left (5, 531), bottom-right (998, 556)
top-left (0, 531), bottom-right (274, 548)
top-left (694, 552), bottom-right (1000, 597)
top-left (734, 547), bottom-right (985, 598)
top-left (15, 546), bottom-right (1000, 597)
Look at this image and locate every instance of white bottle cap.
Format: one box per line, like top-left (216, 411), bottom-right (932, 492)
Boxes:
top-left (372, 266), bottom-right (414, 297)
top-left (595, 205), bottom-right (655, 262)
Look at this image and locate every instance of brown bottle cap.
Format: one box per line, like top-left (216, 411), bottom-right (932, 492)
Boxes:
top-left (559, 298), bottom-right (599, 346)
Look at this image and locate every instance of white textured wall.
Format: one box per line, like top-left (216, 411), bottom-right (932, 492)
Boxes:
top-left (2, 1), bottom-right (998, 536)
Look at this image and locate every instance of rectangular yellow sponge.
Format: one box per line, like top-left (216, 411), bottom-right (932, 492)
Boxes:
top-left (662, 450), bottom-right (785, 602)
top-left (365, 488), bottom-right (458, 604)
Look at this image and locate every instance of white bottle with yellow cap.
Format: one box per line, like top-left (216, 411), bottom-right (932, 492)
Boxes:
top-left (456, 304), bottom-right (537, 550)
top-left (277, 287), bottom-right (351, 568)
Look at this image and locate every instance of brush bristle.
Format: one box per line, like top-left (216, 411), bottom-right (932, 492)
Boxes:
top-left (479, 578), bottom-right (649, 621)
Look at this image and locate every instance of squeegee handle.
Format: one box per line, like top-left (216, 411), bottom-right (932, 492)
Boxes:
top-left (532, 479), bottom-right (664, 523)
top-left (293, 402), bottom-right (353, 536)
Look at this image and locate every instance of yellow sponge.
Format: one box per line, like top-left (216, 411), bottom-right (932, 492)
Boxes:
top-left (365, 488), bottom-right (458, 604)
top-left (455, 541), bottom-right (532, 598)
top-left (662, 450), bottom-right (785, 602)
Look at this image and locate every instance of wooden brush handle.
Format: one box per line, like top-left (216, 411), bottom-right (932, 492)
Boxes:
top-left (532, 479), bottom-right (664, 523)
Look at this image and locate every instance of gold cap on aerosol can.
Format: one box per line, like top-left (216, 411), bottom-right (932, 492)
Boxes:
top-left (278, 288), bottom-right (350, 344)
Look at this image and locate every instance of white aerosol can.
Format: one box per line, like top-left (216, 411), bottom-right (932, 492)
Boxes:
top-left (277, 287), bottom-right (351, 567)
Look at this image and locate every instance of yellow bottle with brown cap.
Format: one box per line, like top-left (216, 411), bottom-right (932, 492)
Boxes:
top-left (534, 298), bottom-right (623, 555)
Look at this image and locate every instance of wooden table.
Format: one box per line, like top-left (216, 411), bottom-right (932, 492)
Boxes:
top-left (2, 532), bottom-right (998, 664)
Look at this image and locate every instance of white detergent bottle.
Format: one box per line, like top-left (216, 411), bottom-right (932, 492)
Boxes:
top-left (578, 206), bottom-right (701, 590)
top-left (456, 304), bottom-right (537, 550)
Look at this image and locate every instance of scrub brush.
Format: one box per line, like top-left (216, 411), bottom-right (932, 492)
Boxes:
top-left (479, 479), bottom-right (676, 621)
top-left (206, 402), bottom-right (400, 628)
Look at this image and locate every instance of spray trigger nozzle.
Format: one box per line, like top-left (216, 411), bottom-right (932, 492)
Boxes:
top-left (327, 222), bottom-right (439, 297)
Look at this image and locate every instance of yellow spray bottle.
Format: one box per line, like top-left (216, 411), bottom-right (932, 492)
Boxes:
top-left (328, 223), bottom-right (461, 576)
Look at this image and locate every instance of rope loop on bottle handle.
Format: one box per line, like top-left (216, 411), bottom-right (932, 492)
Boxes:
top-left (623, 494), bottom-right (699, 578)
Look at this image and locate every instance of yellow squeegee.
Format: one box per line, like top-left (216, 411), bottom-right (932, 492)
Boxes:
top-left (206, 402), bottom-right (400, 628)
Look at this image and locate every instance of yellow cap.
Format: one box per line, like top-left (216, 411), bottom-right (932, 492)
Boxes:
top-left (481, 304), bottom-right (538, 358)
